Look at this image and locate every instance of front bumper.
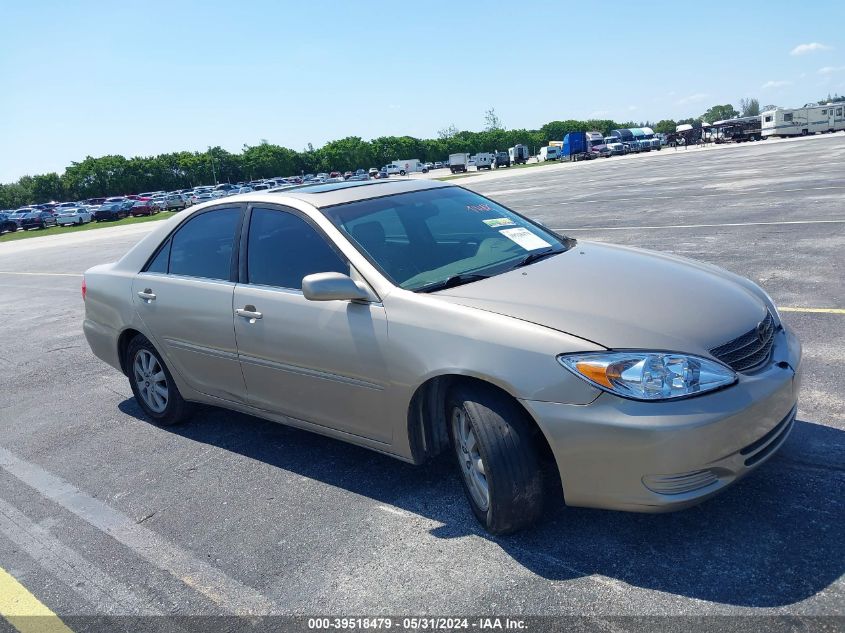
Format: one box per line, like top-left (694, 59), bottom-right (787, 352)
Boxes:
top-left (521, 325), bottom-right (802, 512)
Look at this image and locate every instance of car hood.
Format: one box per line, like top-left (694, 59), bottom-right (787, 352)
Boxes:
top-left (434, 241), bottom-right (768, 357)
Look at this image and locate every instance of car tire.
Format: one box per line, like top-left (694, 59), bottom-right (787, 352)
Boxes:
top-left (447, 383), bottom-right (544, 534)
top-left (126, 334), bottom-right (192, 426)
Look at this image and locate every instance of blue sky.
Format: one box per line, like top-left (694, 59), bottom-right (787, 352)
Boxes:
top-left (1, 0), bottom-right (843, 183)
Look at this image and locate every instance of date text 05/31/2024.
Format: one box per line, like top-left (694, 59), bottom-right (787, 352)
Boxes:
top-left (307, 617), bottom-right (528, 630)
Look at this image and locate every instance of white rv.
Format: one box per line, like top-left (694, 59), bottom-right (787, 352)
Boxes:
top-left (761, 104), bottom-right (845, 138)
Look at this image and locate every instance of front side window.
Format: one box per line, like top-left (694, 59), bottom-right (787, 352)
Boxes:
top-left (247, 207), bottom-right (347, 289)
top-left (168, 208), bottom-right (240, 280)
top-left (764, 115), bottom-right (772, 122)
top-left (324, 187), bottom-right (571, 292)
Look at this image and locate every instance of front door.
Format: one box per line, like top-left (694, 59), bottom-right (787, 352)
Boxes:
top-left (233, 206), bottom-right (392, 442)
top-left (132, 205), bottom-right (247, 402)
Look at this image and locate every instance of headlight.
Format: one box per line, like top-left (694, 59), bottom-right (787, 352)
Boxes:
top-left (558, 351), bottom-right (736, 401)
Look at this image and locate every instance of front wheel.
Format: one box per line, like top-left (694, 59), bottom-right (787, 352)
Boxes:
top-left (127, 335), bottom-right (192, 426)
top-left (447, 384), bottom-right (544, 534)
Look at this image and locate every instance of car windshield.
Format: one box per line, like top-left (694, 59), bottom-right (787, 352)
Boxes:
top-left (323, 187), bottom-right (572, 292)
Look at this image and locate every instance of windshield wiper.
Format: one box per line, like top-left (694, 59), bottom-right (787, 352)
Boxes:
top-left (512, 248), bottom-right (562, 269)
top-left (416, 273), bottom-right (490, 293)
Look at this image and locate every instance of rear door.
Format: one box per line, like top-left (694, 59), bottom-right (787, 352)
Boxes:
top-left (132, 205), bottom-right (247, 402)
top-left (232, 205), bottom-right (392, 442)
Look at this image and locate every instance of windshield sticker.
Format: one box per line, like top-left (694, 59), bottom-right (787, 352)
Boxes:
top-left (483, 218), bottom-right (516, 228)
top-left (466, 203), bottom-right (492, 212)
top-left (499, 227), bottom-right (551, 251)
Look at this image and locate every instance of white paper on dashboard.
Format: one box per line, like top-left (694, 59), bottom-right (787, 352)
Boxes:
top-left (499, 228), bottom-right (551, 251)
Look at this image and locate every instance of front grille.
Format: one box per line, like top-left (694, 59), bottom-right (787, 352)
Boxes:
top-left (710, 311), bottom-right (776, 372)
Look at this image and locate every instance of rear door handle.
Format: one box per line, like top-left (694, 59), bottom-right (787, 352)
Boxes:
top-left (137, 289), bottom-right (156, 301)
top-left (236, 306), bottom-right (262, 321)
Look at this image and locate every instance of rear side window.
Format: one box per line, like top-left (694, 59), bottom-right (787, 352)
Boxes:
top-left (247, 208), bottom-right (347, 289)
top-left (146, 238), bottom-right (171, 273)
top-left (168, 208), bottom-right (240, 280)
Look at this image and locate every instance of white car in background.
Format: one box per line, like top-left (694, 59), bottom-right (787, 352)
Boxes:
top-left (190, 192), bottom-right (215, 205)
top-left (55, 207), bottom-right (93, 226)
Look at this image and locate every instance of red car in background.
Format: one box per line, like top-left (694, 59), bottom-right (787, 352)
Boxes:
top-left (130, 199), bottom-right (156, 216)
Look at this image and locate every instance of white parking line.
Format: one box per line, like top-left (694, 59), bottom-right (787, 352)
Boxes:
top-left (0, 496), bottom-right (168, 616)
top-left (554, 219), bottom-right (845, 231)
top-left (543, 185), bottom-right (845, 205)
top-left (0, 446), bottom-right (276, 616)
top-left (0, 271), bottom-right (82, 277)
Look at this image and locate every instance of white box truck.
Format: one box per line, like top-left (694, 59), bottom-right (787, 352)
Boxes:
top-left (449, 153), bottom-right (470, 173)
top-left (384, 159), bottom-right (427, 175)
top-left (473, 152), bottom-right (494, 170)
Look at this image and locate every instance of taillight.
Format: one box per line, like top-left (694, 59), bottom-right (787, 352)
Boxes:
top-left (81, 277), bottom-right (87, 301)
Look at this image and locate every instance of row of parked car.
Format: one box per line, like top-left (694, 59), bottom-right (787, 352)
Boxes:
top-left (0, 195), bottom-right (173, 233)
top-left (1, 167), bottom-right (451, 235)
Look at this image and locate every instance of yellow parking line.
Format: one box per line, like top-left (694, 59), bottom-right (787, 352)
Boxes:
top-left (0, 566), bottom-right (74, 633)
top-left (779, 307), bottom-right (845, 314)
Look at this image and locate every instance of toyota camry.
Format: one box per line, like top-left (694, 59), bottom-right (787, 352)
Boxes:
top-left (83, 180), bottom-right (801, 533)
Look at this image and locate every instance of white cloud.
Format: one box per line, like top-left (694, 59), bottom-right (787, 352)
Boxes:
top-left (676, 93), bottom-right (708, 105)
top-left (790, 42), bottom-right (832, 55)
top-left (762, 80), bottom-right (791, 89)
top-left (627, 105), bottom-right (637, 111)
top-left (818, 66), bottom-right (845, 75)
top-left (589, 110), bottom-right (609, 118)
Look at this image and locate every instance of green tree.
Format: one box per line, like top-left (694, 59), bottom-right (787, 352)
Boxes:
top-left (739, 98), bottom-right (760, 117)
top-left (484, 108), bottom-right (504, 131)
top-left (701, 104), bottom-right (739, 123)
top-left (653, 119), bottom-right (677, 134)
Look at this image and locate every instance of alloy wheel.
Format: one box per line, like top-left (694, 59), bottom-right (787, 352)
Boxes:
top-left (133, 349), bottom-right (168, 413)
top-left (452, 406), bottom-right (489, 511)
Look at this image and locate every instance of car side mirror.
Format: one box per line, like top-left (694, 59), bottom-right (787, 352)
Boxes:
top-left (302, 272), bottom-right (370, 302)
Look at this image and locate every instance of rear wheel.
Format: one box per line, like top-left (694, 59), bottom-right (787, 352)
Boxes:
top-left (126, 335), bottom-right (192, 426)
top-left (447, 384), bottom-right (544, 534)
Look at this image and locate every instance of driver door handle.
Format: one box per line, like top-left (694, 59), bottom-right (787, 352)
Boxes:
top-left (236, 306), bottom-right (263, 320)
top-left (137, 289), bottom-right (156, 301)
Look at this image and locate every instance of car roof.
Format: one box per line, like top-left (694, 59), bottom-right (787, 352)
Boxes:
top-left (215, 178), bottom-right (452, 209)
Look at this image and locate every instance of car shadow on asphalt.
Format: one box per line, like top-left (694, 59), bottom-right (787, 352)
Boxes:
top-left (118, 399), bottom-right (843, 608)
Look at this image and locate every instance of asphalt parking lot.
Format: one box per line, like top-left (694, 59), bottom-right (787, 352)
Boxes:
top-left (0, 135), bottom-right (842, 630)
